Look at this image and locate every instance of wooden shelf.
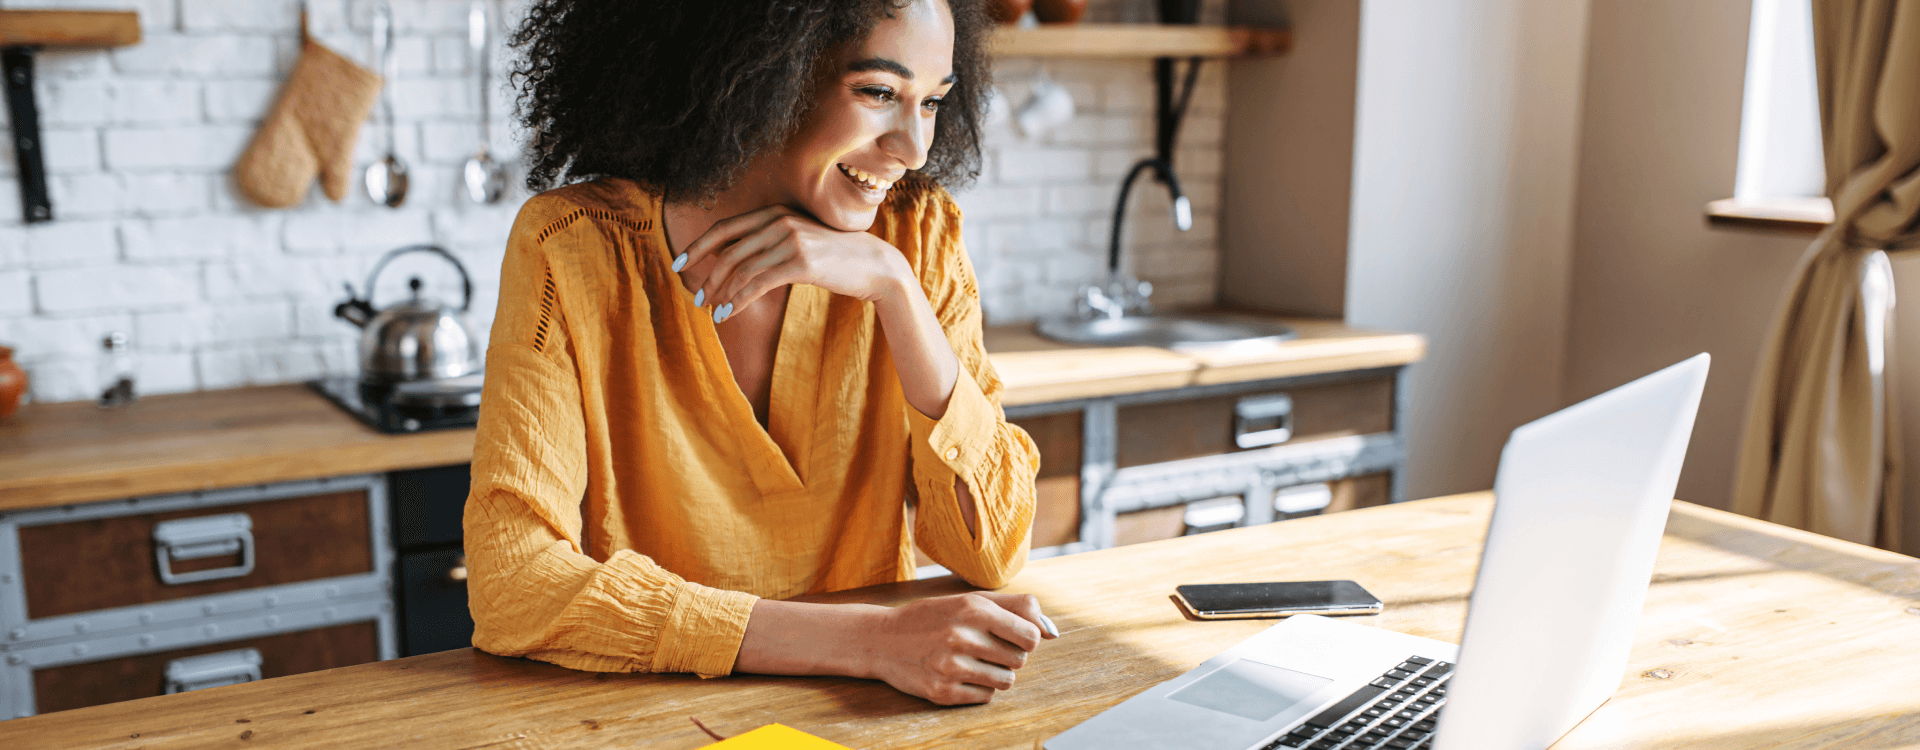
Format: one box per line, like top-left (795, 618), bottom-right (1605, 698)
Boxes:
top-left (1705, 196), bottom-right (1833, 234)
top-left (0, 10), bottom-right (141, 48)
top-left (991, 24), bottom-right (1291, 58)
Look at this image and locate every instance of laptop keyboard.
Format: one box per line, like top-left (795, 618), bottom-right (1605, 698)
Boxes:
top-left (1263, 656), bottom-right (1451, 750)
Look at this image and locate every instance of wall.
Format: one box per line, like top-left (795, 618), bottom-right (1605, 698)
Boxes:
top-left (1343, 0), bottom-right (1592, 499)
top-left (1219, 0), bottom-right (1358, 319)
top-left (0, 0), bottom-right (1228, 403)
top-left (1565, 0), bottom-right (1920, 554)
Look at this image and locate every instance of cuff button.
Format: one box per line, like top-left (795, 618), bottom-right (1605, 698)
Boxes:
top-left (944, 447), bottom-right (960, 460)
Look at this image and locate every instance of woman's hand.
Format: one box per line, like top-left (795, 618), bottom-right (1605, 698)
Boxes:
top-left (861, 592), bottom-right (1059, 705)
top-left (735, 594), bottom-right (1060, 707)
top-left (675, 205), bottom-right (912, 321)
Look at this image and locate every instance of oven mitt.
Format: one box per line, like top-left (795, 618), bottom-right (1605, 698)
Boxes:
top-left (233, 35), bottom-right (381, 208)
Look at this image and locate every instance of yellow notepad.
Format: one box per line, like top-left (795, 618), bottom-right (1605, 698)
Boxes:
top-left (708, 724), bottom-right (852, 749)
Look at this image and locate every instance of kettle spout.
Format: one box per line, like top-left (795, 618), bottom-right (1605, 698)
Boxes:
top-left (335, 283), bottom-right (376, 328)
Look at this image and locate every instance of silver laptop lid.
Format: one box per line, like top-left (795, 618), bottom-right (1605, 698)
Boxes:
top-left (1434, 354), bottom-right (1708, 750)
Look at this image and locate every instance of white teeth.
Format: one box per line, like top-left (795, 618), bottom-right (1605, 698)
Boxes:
top-left (839, 164), bottom-right (890, 192)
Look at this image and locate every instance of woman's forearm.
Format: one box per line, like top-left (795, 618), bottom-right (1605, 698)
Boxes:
top-left (874, 272), bottom-right (960, 420)
top-left (735, 599), bottom-right (888, 677)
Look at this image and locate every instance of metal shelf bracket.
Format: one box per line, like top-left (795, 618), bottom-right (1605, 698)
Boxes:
top-left (3, 46), bottom-right (50, 223)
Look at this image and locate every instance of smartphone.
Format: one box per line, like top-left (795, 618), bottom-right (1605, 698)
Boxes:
top-left (1173, 580), bottom-right (1383, 620)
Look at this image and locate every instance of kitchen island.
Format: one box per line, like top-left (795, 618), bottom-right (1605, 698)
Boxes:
top-left (4, 492), bottom-right (1915, 749)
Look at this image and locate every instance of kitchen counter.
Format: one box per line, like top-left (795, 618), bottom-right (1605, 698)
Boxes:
top-left (0, 317), bottom-right (1422, 513)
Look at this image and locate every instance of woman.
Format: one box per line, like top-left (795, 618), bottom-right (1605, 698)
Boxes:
top-left (464, 0), bottom-right (1053, 706)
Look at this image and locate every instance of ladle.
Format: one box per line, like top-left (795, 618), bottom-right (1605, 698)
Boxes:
top-left (462, 1), bottom-right (507, 204)
top-left (364, 1), bottom-right (408, 207)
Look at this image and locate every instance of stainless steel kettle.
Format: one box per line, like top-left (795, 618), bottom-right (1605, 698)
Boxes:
top-left (334, 245), bottom-right (480, 385)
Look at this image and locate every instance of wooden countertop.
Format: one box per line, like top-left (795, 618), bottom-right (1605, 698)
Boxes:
top-left (986, 316), bottom-right (1424, 406)
top-left (0, 317), bottom-right (1421, 512)
top-left (0, 385), bottom-right (476, 513)
top-left (7, 492), bottom-right (1915, 748)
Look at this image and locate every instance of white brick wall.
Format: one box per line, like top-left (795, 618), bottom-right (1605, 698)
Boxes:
top-left (0, 0), bottom-right (1227, 403)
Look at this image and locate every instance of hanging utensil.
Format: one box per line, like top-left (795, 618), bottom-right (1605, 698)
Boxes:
top-left (462, 1), bottom-right (507, 204)
top-left (364, 1), bottom-right (409, 207)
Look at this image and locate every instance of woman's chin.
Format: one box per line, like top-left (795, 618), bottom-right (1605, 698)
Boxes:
top-left (811, 202), bottom-right (883, 232)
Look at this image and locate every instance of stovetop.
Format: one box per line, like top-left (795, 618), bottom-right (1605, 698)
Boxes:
top-left (310, 376), bottom-right (482, 434)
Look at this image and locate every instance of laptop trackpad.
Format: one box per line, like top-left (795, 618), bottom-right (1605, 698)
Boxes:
top-left (1166, 659), bottom-right (1333, 722)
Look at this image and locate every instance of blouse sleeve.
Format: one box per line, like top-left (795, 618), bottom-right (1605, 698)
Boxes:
top-left (463, 203), bottom-right (757, 677)
top-left (902, 189), bottom-right (1042, 589)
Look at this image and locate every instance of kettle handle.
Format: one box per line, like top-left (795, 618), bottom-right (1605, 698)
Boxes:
top-left (361, 245), bottom-right (474, 314)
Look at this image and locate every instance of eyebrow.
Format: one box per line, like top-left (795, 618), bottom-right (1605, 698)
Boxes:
top-left (848, 56), bottom-right (958, 85)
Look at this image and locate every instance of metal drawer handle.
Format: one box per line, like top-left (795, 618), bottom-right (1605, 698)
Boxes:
top-left (447, 553), bottom-right (468, 584)
top-left (165, 648), bottom-right (262, 694)
top-left (153, 513), bottom-right (256, 585)
top-left (1233, 393), bottom-right (1294, 449)
top-left (1183, 496), bottom-right (1246, 532)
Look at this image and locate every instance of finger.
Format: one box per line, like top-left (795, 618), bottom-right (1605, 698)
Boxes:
top-left (962, 632), bottom-right (1031, 672)
top-left (712, 242), bottom-right (796, 308)
top-left (678, 205), bottom-right (792, 270)
top-left (929, 682), bottom-right (996, 706)
top-left (700, 222), bottom-right (792, 310)
top-left (678, 255), bottom-right (720, 301)
top-left (717, 257), bottom-right (809, 317)
top-left (973, 593), bottom-right (1049, 647)
top-left (963, 657), bottom-right (1018, 691)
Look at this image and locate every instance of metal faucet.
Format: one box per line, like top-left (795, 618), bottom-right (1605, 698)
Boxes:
top-left (1082, 155), bottom-right (1190, 320)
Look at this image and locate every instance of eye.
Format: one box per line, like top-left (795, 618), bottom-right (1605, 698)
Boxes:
top-left (921, 96), bottom-right (943, 112)
top-left (857, 85), bottom-right (896, 103)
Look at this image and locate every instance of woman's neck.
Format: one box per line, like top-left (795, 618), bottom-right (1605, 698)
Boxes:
top-left (661, 172), bottom-right (786, 253)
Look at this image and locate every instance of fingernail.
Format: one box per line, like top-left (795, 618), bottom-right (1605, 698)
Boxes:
top-left (1038, 614), bottom-right (1059, 638)
top-left (692, 288), bottom-right (705, 307)
top-left (712, 303), bottom-right (731, 324)
top-left (671, 252), bottom-right (688, 272)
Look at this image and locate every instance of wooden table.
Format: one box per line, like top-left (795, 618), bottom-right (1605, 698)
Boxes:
top-left (8, 492), bottom-right (1917, 749)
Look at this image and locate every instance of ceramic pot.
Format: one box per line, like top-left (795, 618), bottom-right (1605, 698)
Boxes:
top-left (1034, 0), bottom-right (1088, 24)
top-left (0, 345), bottom-right (25, 421)
top-left (988, 0), bottom-right (1031, 24)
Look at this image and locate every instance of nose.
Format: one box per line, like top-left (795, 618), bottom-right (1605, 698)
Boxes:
top-left (880, 103), bottom-right (934, 171)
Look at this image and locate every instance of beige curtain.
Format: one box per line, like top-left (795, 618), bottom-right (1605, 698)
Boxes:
top-left (1733, 0), bottom-right (1920, 548)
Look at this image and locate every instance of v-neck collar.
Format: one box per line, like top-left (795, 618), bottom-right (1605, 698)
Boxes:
top-left (646, 182), bottom-right (819, 497)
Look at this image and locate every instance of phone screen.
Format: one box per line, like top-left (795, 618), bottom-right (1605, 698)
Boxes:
top-left (1175, 580), bottom-right (1382, 617)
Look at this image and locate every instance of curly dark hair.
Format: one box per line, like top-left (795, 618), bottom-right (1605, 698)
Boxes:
top-left (509, 0), bottom-right (991, 200)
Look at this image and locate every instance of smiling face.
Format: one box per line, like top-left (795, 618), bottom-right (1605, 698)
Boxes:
top-left (757, 0), bottom-right (957, 231)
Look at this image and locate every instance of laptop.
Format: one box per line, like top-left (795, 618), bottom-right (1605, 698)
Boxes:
top-left (1046, 353), bottom-right (1709, 750)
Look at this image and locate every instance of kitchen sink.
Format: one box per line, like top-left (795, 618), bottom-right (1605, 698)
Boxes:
top-left (1034, 315), bottom-right (1296, 348)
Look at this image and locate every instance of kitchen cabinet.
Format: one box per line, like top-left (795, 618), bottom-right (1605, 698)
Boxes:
top-left (0, 476), bottom-right (396, 719)
top-left (1000, 364), bottom-right (1407, 562)
top-left (388, 465), bottom-right (474, 658)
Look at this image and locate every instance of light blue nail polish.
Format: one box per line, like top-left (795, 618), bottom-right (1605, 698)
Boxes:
top-left (671, 253), bottom-right (688, 272)
top-left (692, 288), bottom-right (705, 307)
top-left (1039, 613), bottom-right (1060, 638)
top-left (712, 303), bottom-right (731, 324)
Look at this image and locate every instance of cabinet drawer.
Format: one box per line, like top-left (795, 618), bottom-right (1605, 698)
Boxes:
top-left (29, 621), bottom-right (379, 715)
top-left (18, 490), bottom-right (374, 619)
top-left (1116, 375), bottom-right (1395, 468)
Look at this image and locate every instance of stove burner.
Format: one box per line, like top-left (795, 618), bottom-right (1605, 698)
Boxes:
top-left (310, 375), bottom-right (482, 433)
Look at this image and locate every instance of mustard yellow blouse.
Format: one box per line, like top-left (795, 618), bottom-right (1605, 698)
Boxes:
top-left (463, 177), bottom-right (1040, 677)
